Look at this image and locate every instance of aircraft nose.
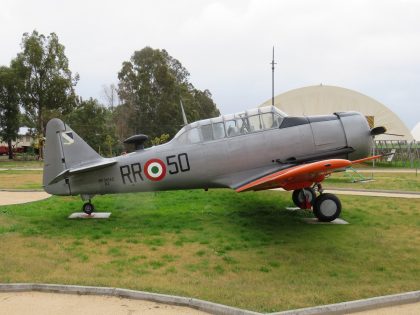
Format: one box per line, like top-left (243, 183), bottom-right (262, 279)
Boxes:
top-left (336, 112), bottom-right (372, 161)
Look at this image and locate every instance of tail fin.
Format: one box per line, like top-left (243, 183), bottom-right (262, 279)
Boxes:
top-left (43, 118), bottom-right (102, 195)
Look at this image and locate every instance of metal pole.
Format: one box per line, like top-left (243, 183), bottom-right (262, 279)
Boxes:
top-left (271, 46), bottom-right (276, 106)
top-left (372, 141), bottom-right (375, 168)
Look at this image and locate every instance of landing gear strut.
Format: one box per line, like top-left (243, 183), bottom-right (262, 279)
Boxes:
top-left (292, 184), bottom-right (341, 222)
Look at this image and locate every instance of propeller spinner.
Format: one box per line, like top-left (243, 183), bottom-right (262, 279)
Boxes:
top-left (370, 126), bottom-right (386, 136)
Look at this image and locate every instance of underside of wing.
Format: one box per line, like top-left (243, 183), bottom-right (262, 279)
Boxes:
top-left (236, 159), bottom-right (352, 192)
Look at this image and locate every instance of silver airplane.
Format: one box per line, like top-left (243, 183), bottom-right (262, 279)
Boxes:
top-left (43, 106), bottom-right (385, 222)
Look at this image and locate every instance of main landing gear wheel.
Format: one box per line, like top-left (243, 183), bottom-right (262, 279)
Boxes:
top-left (82, 202), bottom-right (95, 215)
top-left (313, 193), bottom-right (341, 222)
top-left (292, 188), bottom-right (316, 209)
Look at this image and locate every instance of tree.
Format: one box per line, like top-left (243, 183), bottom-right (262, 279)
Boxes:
top-left (0, 66), bottom-right (20, 159)
top-left (11, 30), bottom-right (78, 145)
top-left (150, 133), bottom-right (170, 146)
top-left (65, 98), bottom-right (119, 156)
top-left (101, 83), bottom-right (119, 109)
top-left (117, 47), bottom-right (219, 141)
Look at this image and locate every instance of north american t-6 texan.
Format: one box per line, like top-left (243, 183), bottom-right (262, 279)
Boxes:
top-left (43, 105), bottom-right (386, 222)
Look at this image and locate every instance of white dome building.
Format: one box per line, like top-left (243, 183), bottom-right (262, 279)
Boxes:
top-left (412, 122), bottom-right (420, 141)
top-left (260, 85), bottom-right (413, 141)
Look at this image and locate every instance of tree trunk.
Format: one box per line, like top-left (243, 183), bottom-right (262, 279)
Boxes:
top-left (7, 139), bottom-right (13, 160)
top-left (38, 106), bottom-right (44, 159)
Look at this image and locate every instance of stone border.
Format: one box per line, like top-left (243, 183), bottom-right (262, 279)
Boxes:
top-left (0, 284), bottom-right (419, 315)
top-left (269, 290), bottom-right (420, 315)
top-left (0, 283), bottom-right (260, 315)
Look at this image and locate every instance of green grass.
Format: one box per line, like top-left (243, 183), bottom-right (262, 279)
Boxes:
top-left (0, 189), bottom-right (419, 312)
top-left (324, 171), bottom-right (420, 191)
top-left (0, 170), bottom-right (43, 189)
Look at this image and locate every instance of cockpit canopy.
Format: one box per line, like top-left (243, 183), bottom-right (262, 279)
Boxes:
top-left (174, 106), bottom-right (288, 145)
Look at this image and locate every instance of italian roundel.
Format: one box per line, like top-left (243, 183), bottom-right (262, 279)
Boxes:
top-left (144, 159), bottom-right (167, 181)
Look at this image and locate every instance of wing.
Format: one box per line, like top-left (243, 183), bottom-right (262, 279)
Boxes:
top-left (235, 155), bottom-right (382, 193)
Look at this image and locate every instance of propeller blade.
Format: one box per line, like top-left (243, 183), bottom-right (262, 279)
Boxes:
top-left (383, 132), bottom-right (404, 137)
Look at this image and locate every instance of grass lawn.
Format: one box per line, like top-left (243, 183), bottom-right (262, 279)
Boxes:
top-left (0, 159), bottom-right (43, 169)
top-left (0, 170), bottom-right (43, 190)
top-left (0, 190), bottom-right (419, 312)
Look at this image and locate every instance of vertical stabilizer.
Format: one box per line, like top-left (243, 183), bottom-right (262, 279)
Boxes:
top-left (43, 118), bottom-right (102, 195)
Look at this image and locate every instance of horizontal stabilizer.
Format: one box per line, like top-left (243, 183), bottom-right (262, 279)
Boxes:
top-left (49, 158), bottom-right (117, 185)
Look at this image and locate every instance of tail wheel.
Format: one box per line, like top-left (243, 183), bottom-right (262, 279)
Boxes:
top-left (82, 202), bottom-right (94, 215)
top-left (292, 188), bottom-right (316, 209)
top-left (313, 193), bottom-right (341, 222)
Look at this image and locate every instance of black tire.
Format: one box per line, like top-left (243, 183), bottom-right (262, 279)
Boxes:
top-left (313, 193), bottom-right (341, 222)
top-left (82, 202), bottom-right (94, 215)
top-left (292, 188), bottom-right (316, 209)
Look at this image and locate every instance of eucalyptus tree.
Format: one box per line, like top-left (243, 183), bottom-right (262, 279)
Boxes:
top-left (117, 47), bottom-right (219, 141)
top-left (0, 66), bottom-right (20, 159)
top-left (11, 30), bottom-right (79, 142)
top-left (65, 98), bottom-right (119, 156)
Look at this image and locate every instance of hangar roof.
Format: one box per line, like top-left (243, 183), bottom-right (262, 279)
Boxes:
top-left (412, 122), bottom-right (420, 141)
top-left (260, 85), bottom-right (413, 141)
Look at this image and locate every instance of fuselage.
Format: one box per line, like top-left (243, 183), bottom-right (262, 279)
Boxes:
top-left (44, 106), bottom-right (372, 196)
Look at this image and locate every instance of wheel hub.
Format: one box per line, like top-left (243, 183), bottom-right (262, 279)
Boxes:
top-left (319, 199), bottom-right (337, 217)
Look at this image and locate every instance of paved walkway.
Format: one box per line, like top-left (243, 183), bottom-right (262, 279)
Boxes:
top-left (324, 188), bottom-right (420, 199)
top-left (0, 292), bottom-right (209, 315)
top-left (351, 301), bottom-right (420, 315)
top-left (0, 291), bottom-right (418, 315)
top-left (0, 191), bottom-right (50, 206)
top-left (356, 168), bottom-right (418, 174)
top-left (274, 188), bottom-right (420, 199)
top-left (0, 168), bottom-right (43, 171)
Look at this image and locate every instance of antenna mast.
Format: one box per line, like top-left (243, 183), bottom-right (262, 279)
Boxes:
top-left (270, 46), bottom-right (277, 106)
top-left (179, 99), bottom-right (188, 126)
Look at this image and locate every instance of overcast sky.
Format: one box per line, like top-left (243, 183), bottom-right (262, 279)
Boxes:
top-left (1, 0), bottom-right (419, 128)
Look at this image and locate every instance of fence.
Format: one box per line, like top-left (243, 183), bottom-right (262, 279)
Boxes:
top-left (372, 140), bottom-right (419, 168)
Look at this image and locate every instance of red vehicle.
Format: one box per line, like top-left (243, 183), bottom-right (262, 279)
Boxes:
top-left (0, 146), bottom-right (8, 155)
top-left (0, 146), bottom-right (25, 156)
